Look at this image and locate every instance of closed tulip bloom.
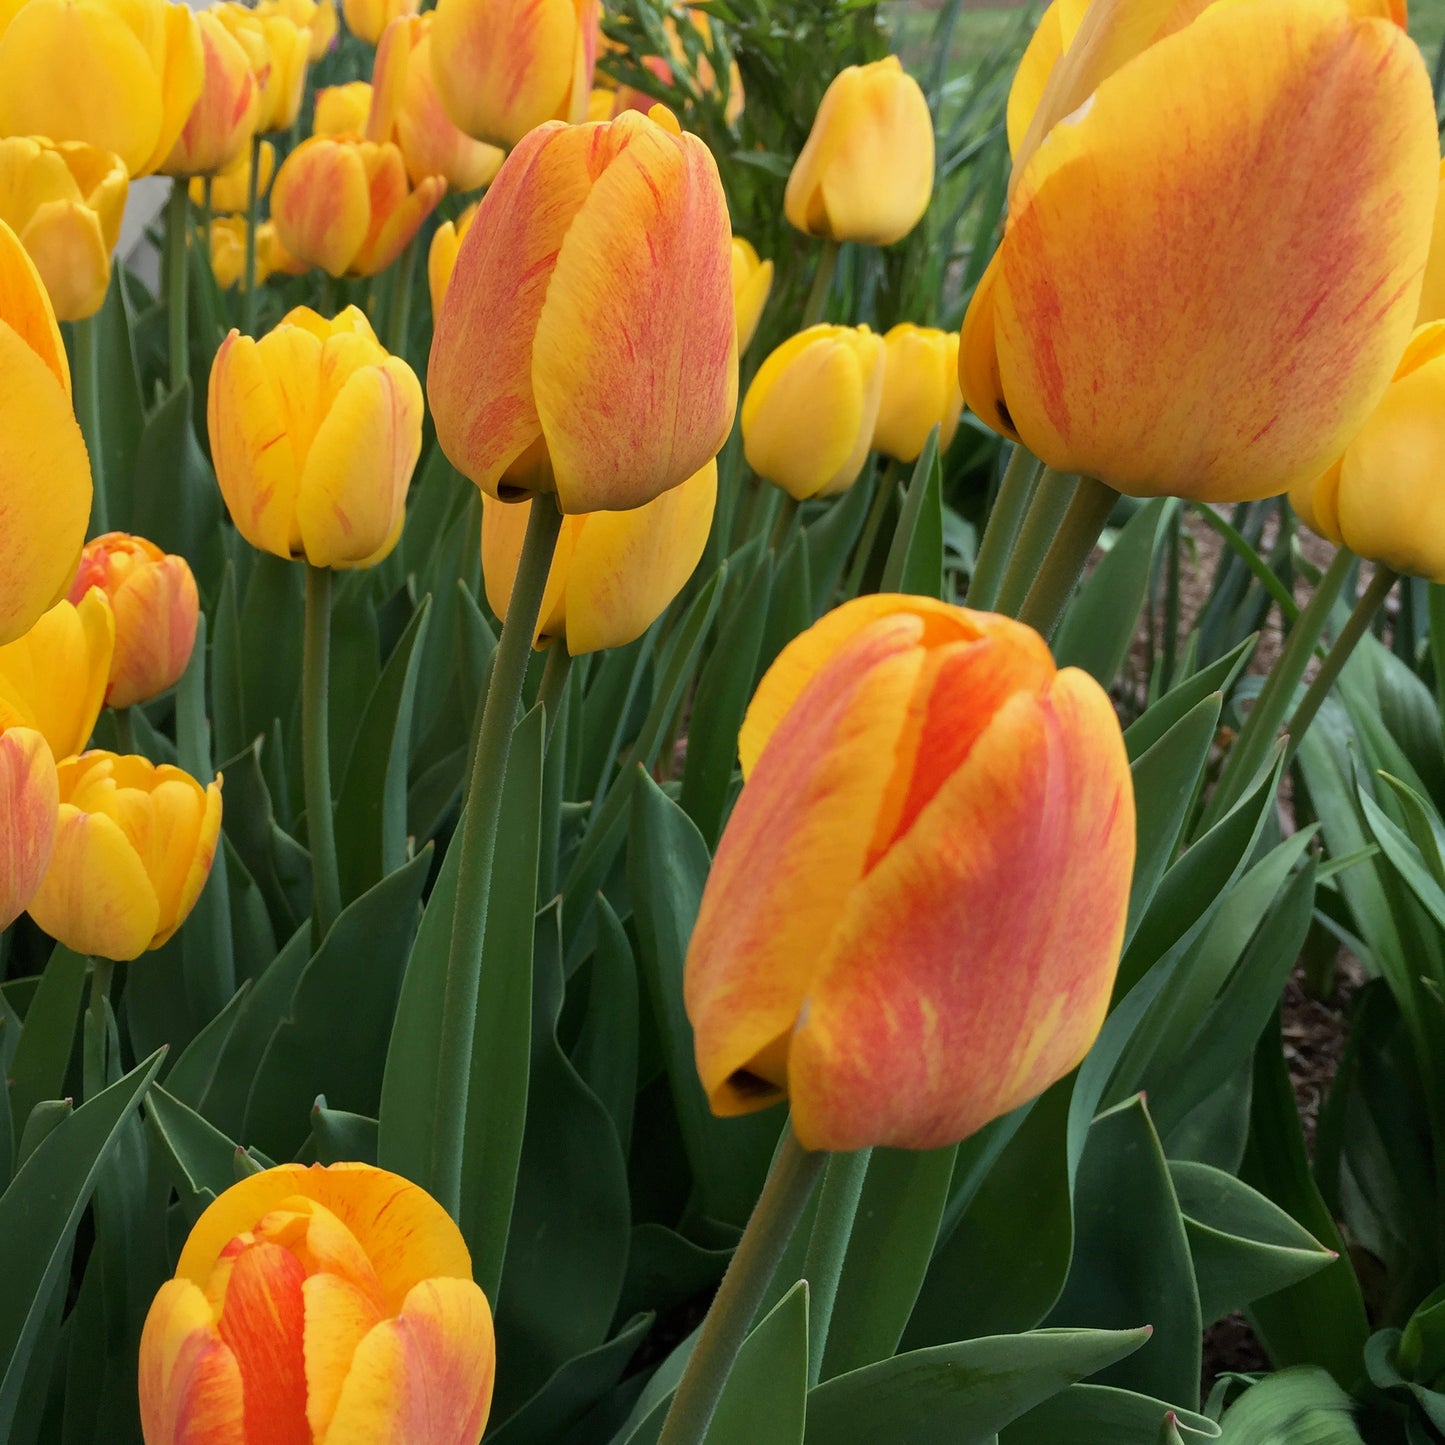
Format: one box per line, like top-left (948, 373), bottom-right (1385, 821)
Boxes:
top-left (139, 1163), bottom-right (495, 1445)
top-left (0, 591), bottom-right (113, 762)
top-left (960, 0), bottom-right (1437, 504)
top-left (483, 461), bottom-right (716, 655)
top-left (0, 0), bottom-right (202, 176)
top-left (0, 136), bottom-right (127, 321)
top-left (0, 727), bottom-right (57, 930)
top-left (209, 306), bottom-right (423, 568)
top-left (430, 107), bottom-right (736, 513)
top-left (743, 324), bottom-right (886, 500)
top-left (343, 0), bottom-right (415, 45)
top-left (873, 323), bottom-right (962, 462)
top-left (271, 135), bottom-right (444, 278)
top-left (215, 3), bottom-right (311, 133)
top-left (258, 0), bottom-right (335, 59)
top-left (68, 534), bottom-right (199, 708)
top-left (368, 15), bottom-right (503, 192)
top-left (685, 595), bottom-right (1134, 1151)
top-left (426, 201), bottom-right (474, 326)
top-left (0, 219), bottom-right (93, 645)
top-left (314, 80), bottom-right (373, 135)
top-left (27, 751), bottom-right (220, 959)
top-left (784, 57), bottom-right (934, 247)
top-left (192, 138), bottom-right (275, 212)
top-left (731, 237), bottom-right (772, 353)
top-left (207, 214), bottom-right (255, 288)
top-left (431, 0), bottom-right (597, 149)
top-left (159, 9), bottom-right (258, 176)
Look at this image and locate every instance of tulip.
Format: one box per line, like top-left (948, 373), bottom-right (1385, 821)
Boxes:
top-left (207, 215), bottom-right (255, 289)
top-left (0, 136), bottom-right (127, 321)
top-left (960, 0), bottom-right (1437, 505)
top-left (159, 9), bottom-right (258, 177)
top-left (431, 0), bottom-right (598, 149)
top-left (0, 727), bottom-right (57, 931)
top-left (0, 218), bottom-right (92, 646)
top-left (368, 14), bottom-right (503, 192)
top-left (685, 594), bottom-right (1134, 1151)
top-left (258, 0), bottom-right (336, 59)
top-left (0, 0), bottom-right (203, 176)
top-left (314, 80), bottom-right (373, 136)
top-left (430, 106), bottom-right (736, 513)
top-left (139, 1163), bottom-right (495, 1445)
top-left (784, 57), bottom-right (934, 248)
top-left (586, 86), bottom-right (615, 122)
top-left (731, 237), bottom-right (772, 353)
top-left (873, 323), bottom-right (962, 463)
top-left (191, 139), bottom-right (275, 212)
top-left (743, 324), bottom-right (885, 499)
top-left (26, 750), bottom-right (220, 959)
top-left (483, 461), bottom-right (716, 655)
top-left (343, 0), bottom-right (416, 46)
top-left (427, 202), bottom-right (474, 327)
top-left (214, 2), bottom-right (311, 134)
top-left (1419, 159), bottom-right (1445, 326)
top-left (271, 135), bottom-right (444, 278)
top-left (68, 534), bottom-right (199, 708)
top-left (209, 306), bottom-right (424, 568)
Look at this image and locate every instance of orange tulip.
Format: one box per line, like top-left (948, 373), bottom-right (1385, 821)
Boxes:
top-left (429, 106), bottom-right (736, 513)
top-left (0, 727), bottom-right (57, 930)
top-left (314, 80), bottom-right (373, 135)
top-left (684, 595), bottom-right (1135, 1152)
top-left (426, 201), bottom-right (474, 326)
top-left (159, 9), bottom-right (259, 176)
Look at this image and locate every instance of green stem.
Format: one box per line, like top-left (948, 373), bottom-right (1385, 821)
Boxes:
top-left (658, 1127), bottom-right (828, 1445)
top-left (844, 459), bottom-right (899, 598)
top-left (73, 314), bottom-right (107, 536)
top-left (429, 492), bottom-right (565, 1218)
top-left (1162, 505), bottom-right (1182, 689)
top-left (993, 468), bottom-right (1076, 617)
top-left (165, 179), bottom-right (190, 394)
top-left (241, 134), bottom-right (261, 335)
top-left (802, 1146), bottom-right (870, 1385)
top-left (965, 444), bottom-right (1043, 611)
top-left (1016, 475), bottom-right (1116, 638)
top-left (84, 957), bottom-right (113, 1101)
top-left (386, 235), bottom-right (418, 358)
top-left (768, 493), bottom-right (801, 552)
top-left (303, 564), bottom-right (342, 938)
top-left (536, 640), bottom-right (572, 747)
top-left (801, 240), bottom-right (841, 328)
top-left (113, 706), bottom-right (137, 756)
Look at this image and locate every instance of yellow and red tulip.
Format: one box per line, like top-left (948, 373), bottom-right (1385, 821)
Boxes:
top-left (314, 80), bottom-right (373, 136)
top-left (159, 9), bottom-right (259, 177)
top-left (214, 2), bottom-right (312, 134)
top-left (0, 727), bottom-right (57, 931)
top-left (731, 237), bottom-right (773, 354)
top-left (191, 138), bottom-right (275, 212)
top-left (684, 595), bottom-right (1135, 1152)
top-left (426, 201), bottom-right (474, 327)
top-left (258, 0), bottom-right (336, 60)
top-left (1418, 159), bottom-right (1445, 326)
top-left (873, 323), bottom-right (963, 463)
top-left (342, 0), bottom-right (416, 46)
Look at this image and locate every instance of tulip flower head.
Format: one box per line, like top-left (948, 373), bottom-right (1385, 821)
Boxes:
top-left (209, 306), bottom-right (424, 568)
top-left (139, 1163), bottom-right (495, 1445)
top-left (873, 323), bottom-right (963, 463)
top-left (959, 0), bottom-right (1439, 503)
top-left (214, 2), bottom-right (312, 133)
top-left (69, 534), bottom-right (199, 708)
top-left (731, 237), bottom-right (773, 353)
top-left (0, 727), bottom-right (57, 931)
top-left (427, 201), bottom-right (474, 327)
top-left (343, 0), bottom-right (416, 46)
top-left (159, 8), bottom-right (259, 176)
top-left (314, 80), bottom-right (373, 136)
top-left (191, 139), bottom-right (276, 212)
top-left (685, 595), bottom-right (1135, 1152)
top-left (743, 324), bottom-right (886, 500)
top-left (258, 0), bottom-right (336, 59)
top-left (785, 56), bottom-right (934, 247)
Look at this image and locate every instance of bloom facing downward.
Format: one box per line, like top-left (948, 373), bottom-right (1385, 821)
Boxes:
top-left (0, 728), bottom-right (57, 931)
top-left (684, 595), bottom-right (1135, 1152)
top-left (429, 106), bottom-right (737, 514)
top-left (139, 1164), bottom-right (494, 1445)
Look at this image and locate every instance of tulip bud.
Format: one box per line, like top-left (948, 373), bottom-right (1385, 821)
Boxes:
top-left (214, 2), bottom-right (312, 134)
top-left (192, 139), bottom-right (276, 212)
top-left (271, 135), bottom-right (444, 278)
top-left (784, 57), bottom-right (934, 248)
top-left (368, 14), bottom-right (503, 192)
top-left (0, 219), bottom-right (93, 646)
top-left (483, 461), bottom-right (716, 655)
top-left (343, 0), bottom-right (416, 46)
top-left (0, 727), bottom-right (57, 931)
top-left (431, 0), bottom-right (598, 149)
top-left (139, 1163), bottom-right (495, 1445)
top-left (743, 324), bottom-right (885, 500)
top-left (159, 9), bottom-right (259, 177)
top-left (0, 137), bottom-right (127, 322)
top-left (68, 534), bottom-right (199, 708)
top-left (427, 202), bottom-right (475, 327)
top-left (731, 237), bottom-right (773, 354)
top-left (873, 323), bottom-right (962, 462)
top-left (314, 80), bottom-right (373, 135)
top-left (258, 0), bottom-right (336, 60)
top-left (0, 0), bottom-right (203, 177)
top-left (27, 751), bottom-right (221, 959)
top-left (685, 595), bottom-right (1135, 1151)
top-left (209, 306), bottom-right (423, 568)
top-left (430, 106), bottom-right (736, 513)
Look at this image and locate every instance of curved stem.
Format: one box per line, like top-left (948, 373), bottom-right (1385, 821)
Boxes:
top-left (802, 1146), bottom-right (870, 1385)
top-left (536, 640), bottom-right (573, 748)
top-left (801, 240), bottom-right (841, 328)
top-left (429, 491), bottom-right (564, 1218)
top-left (1016, 475), bottom-right (1116, 638)
top-left (965, 445), bottom-right (1042, 611)
top-left (658, 1127), bottom-right (827, 1445)
top-left (304, 564), bottom-right (342, 939)
top-left (73, 314), bottom-right (107, 536)
top-left (165, 179), bottom-right (190, 394)
top-left (241, 134), bottom-right (261, 335)
top-left (844, 460), bottom-right (899, 598)
top-left (993, 468), bottom-right (1076, 617)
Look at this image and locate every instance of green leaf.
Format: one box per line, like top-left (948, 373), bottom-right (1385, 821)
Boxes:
top-left (15, 1100), bottom-right (72, 1171)
top-left (1001, 1384), bottom-right (1221, 1443)
top-left (218, 741), bottom-right (311, 946)
top-left (708, 1280), bottom-right (809, 1444)
top-left (211, 562), bottom-right (247, 767)
top-left (7, 946), bottom-right (88, 1140)
top-left (238, 556), bottom-right (305, 769)
top-left (1217, 1368), bottom-right (1363, 1444)
top-left (310, 1104), bottom-right (378, 1166)
top-left (756, 540), bottom-right (813, 686)
top-left (570, 896), bottom-right (640, 1157)
top-left (162, 980), bottom-right (252, 1110)
top-left (144, 1082), bottom-right (239, 1220)
top-left (129, 380), bottom-right (221, 587)
top-left (1124, 635), bottom-right (1255, 762)
top-left (804, 472), bottom-right (874, 612)
top-left (880, 430), bottom-right (944, 597)
top-left (91, 271), bottom-right (144, 532)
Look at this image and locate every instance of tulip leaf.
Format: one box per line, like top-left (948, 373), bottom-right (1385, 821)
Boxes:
top-left (161, 979), bottom-right (252, 1110)
top-left (7, 946), bottom-right (89, 1142)
top-left (239, 555), bottom-right (306, 768)
top-left (211, 562), bottom-right (247, 768)
top-left (570, 896), bottom-right (640, 1157)
top-left (616, 1223), bottom-right (732, 1326)
top-left (1000, 1384), bottom-right (1221, 1443)
top-left (1123, 634), bottom-right (1256, 762)
top-left (15, 1100), bottom-right (73, 1172)
top-left (1216, 1367), bottom-right (1364, 1444)
top-left (130, 380), bottom-right (221, 584)
top-left (309, 1103), bottom-right (378, 1166)
top-left (0, 1048), bottom-right (164, 1439)
top-left (143, 1082), bottom-right (239, 1220)
top-left (89, 270), bottom-right (144, 534)
top-left (880, 428), bottom-right (944, 597)
top-left (708, 1280), bottom-right (809, 1445)
top-left (805, 468), bottom-right (876, 611)
top-left (756, 538), bottom-right (814, 687)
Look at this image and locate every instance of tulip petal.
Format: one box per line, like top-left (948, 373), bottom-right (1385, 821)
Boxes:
top-left (271, 139), bottom-right (371, 278)
top-left (0, 215), bottom-right (71, 392)
top-left (0, 727), bottom-right (57, 930)
top-left (303, 1272), bottom-right (384, 1440)
top-left (20, 198), bottom-right (109, 321)
top-left (107, 553), bottom-right (200, 708)
top-left (957, 251), bottom-right (1016, 440)
top-left (480, 496), bottom-right (578, 644)
top-left (361, 170), bottom-right (443, 276)
top-left (138, 1279), bottom-right (246, 1445)
top-left (0, 592), bottom-right (114, 759)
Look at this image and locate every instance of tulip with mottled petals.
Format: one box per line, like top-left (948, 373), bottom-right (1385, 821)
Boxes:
top-left (343, 0), bottom-right (416, 45)
top-left (960, 0), bottom-right (1438, 504)
top-left (0, 592), bottom-right (113, 760)
top-left (874, 324), bottom-right (962, 462)
top-left (0, 728), bottom-right (57, 931)
top-left (0, 137), bottom-right (127, 321)
top-left (731, 237), bottom-right (772, 353)
top-left (685, 595), bottom-right (1135, 1152)
top-left (431, 0), bottom-right (597, 148)
top-left (743, 324), bottom-right (885, 500)
top-left (430, 107), bottom-right (736, 514)
top-left (314, 80), bottom-right (373, 135)
top-left (191, 139), bottom-right (275, 212)
top-left (69, 534), bottom-right (199, 708)
top-left (427, 202), bottom-right (474, 326)
top-left (209, 306), bottom-right (423, 568)
top-left (159, 10), bottom-right (258, 176)
top-left (214, 2), bottom-right (312, 133)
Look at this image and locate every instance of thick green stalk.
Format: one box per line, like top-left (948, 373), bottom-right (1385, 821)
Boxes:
top-left (241, 134), bottom-right (262, 335)
top-left (801, 240), bottom-right (841, 328)
top-left (303, 564), bottom-right (342, 938)
top-left (658, 1128), bottom-right (827, 1445)
top-left (386, 235), bottom-right (418, 358)
top-left (993, 468), bottom-right (1076, 616)
top-left (73, 314), bottom-right (107, 535)
top-left (844, 460), bottom-right (899, 598)
top-left (428, 492), bottom-right (565, 1218)
top-left (1016, 475), bottom-right (1116, 638)
top-left (113, 706), bottom-right (137, 757)
top-left (801, 1146), bottom-right (870, 1385)
top-left (84, 957), bottom-right (113, 1101)
top-left (165, 179), bottom-right (190, 393)
top-left (965, 445), bottom-right (1042, 610)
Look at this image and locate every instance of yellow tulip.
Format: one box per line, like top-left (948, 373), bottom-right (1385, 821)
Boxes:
top-left (482, 461), bottom-right (717, 654)
top-left (343, 0), bottom-right (416, 45)
top-left (426, 201), bottom-right (474, 327)
top-left (257, 0), bottom-right (336, 59)
top-left (743, 324), bottom-right (886, 499)
top-left (190, 138), bottom-right (275, 212)
top-left (314, 80), bottom-right (373, 136)
top-left (1419, 159), bottom-right (1445, 326)
top-left (873, 323), bottom-right (962, 462)
top-left (731, 237), bottom-right (772, 353)
top-left (208, 214), bottom-right (303, 288)
top-left (0, 0), bottom-right (203, 177)
top-left (0, 591), bottom-right (114, 760)
top-left (586, 86), bottom-right (615, 122)
top-left (0, 136), bottom-right (126, 321)
top-left (27, 751), bottom-right (222, 960)
top-left (214, 2), bottom-right (311, 134)
top-left (784, 57), bottom-right (934, 247)
top-left (0, 727), bottom-right (57, 931)
top-left (208, 306), bottom-right (424, 568)
top-left (159, 9), bottom-right (258, 177)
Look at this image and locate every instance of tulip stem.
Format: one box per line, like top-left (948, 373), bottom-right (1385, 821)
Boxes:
top-left (113, 706), bottom-right (137, 757)
top-left (73, 314), bottom-right (107, 536)
top-left (843, 460), bottom-right (899, 598)
top-left (658, 1126), bottom-right (827, 1445)
top-left (241, 134), bottom-right (261, 335)
top-left (966, 444), bottom-right (1042, 611)
top-left (801, 240), bottom-right (841, 328)
top-left (165, 180), bottom-right (190, 394)
top-left (993, 468), bottom-right (1076, 617)
top-left (303, 564), bottom-right (342, 939)
top-left (537, 641), bottom-right (572, 747)
top-left (84, 957), bottom-right (113, 1101)
top-left (430, 491), bottom-right (565, 1221)
top-left (802, 1146), bottom-right (870, 1385)
top-left (386, 236), bottom-right (418, 359)
top-left (1016, 474), bottom-right (1116, 638)
top-left (768, 494), bottom-right (801, 552)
